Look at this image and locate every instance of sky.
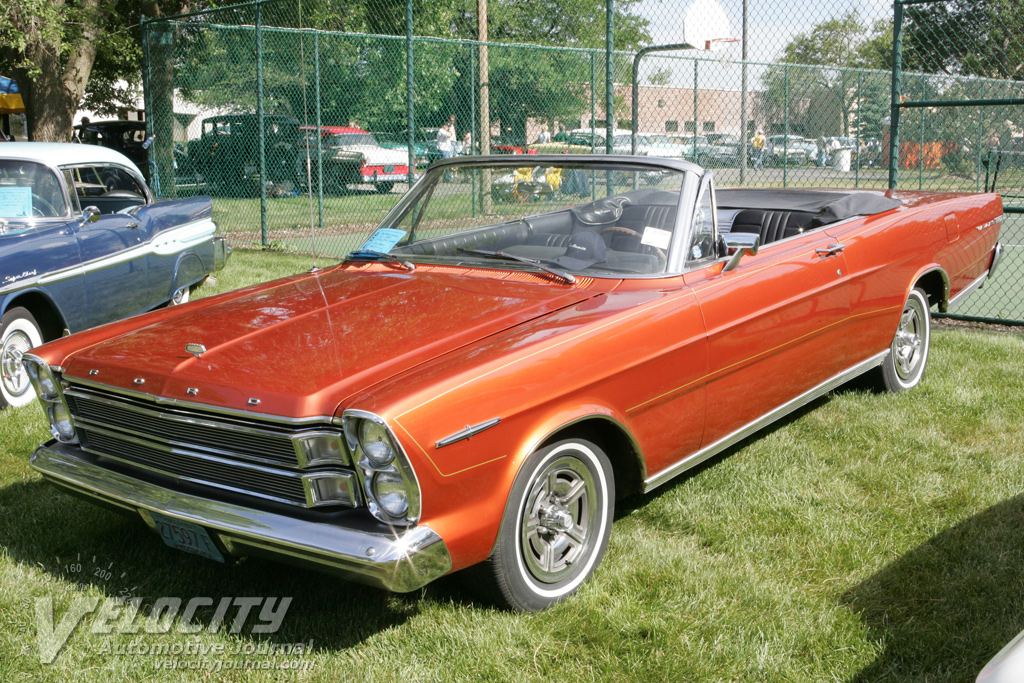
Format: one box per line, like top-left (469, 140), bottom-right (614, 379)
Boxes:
top-left (630, 0), bottom-right (897, 89)
top-left (635, 0), bottom-right (893, 67)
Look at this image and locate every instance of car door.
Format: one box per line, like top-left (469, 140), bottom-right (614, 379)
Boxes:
top-left (686, 184), bottom-right (853, 449)
top-left (66, 164), bottom-right (153, 324)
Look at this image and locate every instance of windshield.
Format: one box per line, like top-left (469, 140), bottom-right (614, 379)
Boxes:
top-left (0, 160), bottom-right (67, 220)
top-left (358, 159), bottom-right (696, 277)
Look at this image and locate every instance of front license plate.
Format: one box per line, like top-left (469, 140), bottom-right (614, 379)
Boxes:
top-left (384, 165), bottom-right (395, 173)
top-left (149, 511), bottom-right (225, 563)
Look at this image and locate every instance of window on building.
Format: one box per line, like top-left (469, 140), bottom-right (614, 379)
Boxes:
top-left (665, 120), bottom-right (678, 133)
top-left (703, 121), bottom-right (716, 132)
top-left (684, 121), bottom-right (696, 132)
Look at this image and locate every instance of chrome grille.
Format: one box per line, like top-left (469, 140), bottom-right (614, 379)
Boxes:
top-left (66, 387), bottom-right (301, 466)
top-left (63, 382), bottom-right (355, 509)
top-left (80, 427), bottom-right (307, 505)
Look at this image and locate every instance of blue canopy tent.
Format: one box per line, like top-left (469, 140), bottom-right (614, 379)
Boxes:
top-left (0, 75), bottom-right (25, 141)
top-left (0, 76), bottom-right (25, 114)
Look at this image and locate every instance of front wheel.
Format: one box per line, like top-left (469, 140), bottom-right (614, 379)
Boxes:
top-left (872, 287), bottom-right (931, 392)
top-left (482, 438), bottom-right (614, 612)
top-left (0, 307), bottom-right (44, 409)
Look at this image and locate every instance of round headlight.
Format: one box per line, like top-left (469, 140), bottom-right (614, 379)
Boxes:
top-left (358, 420), bottom-right (394, 467)
top-left (372, 471), bottom-right (409, 518)
top-left (47, 402), bottom-right (75, 441)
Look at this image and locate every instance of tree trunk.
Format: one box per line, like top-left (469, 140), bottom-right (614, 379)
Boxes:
top-left (19, 0), bottom-right (102, 142)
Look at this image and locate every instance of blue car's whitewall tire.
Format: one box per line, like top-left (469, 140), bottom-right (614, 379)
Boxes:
top-left (0, 307), bottom-right (44, 409)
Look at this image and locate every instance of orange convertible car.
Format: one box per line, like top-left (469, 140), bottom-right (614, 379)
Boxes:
top-left (24, 155), bottom-right (1003, 611)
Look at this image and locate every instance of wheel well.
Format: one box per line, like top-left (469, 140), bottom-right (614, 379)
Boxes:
top-left (3, 292), bottom-right (67, 342)
top-left (915, 269), bottom-right (949, 311)
top-left (539, 417), bottom-right (644, 499)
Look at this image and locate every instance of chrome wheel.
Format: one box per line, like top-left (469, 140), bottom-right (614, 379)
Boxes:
top-left (873, 287), bottom-right (930, 393)
top-left (170, 285), bottom-right (191, 305)
top-left (893, 302), bottom-right (925, 380)
top-left (483, 438), bottom-right (614, 612)
top-left (519, 455), bottom-right (598, 584)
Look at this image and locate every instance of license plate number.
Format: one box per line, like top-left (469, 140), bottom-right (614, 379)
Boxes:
top-left (149, 511), bottom-right (225, 563)
top-left (384, 166), bottom-right (394, 173)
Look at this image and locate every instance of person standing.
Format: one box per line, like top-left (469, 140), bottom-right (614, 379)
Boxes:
top-left (437, 117), bottom-right (456, 180)
top-left (537, 124), bottom-right (551, 144)
top-left (751, 130), bottom-right (766, 169)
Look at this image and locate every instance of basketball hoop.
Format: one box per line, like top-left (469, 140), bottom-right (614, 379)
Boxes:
top-left (706, 37), bottom-right (740, 66)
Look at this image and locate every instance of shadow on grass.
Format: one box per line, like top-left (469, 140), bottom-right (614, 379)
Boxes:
top-left (842, 494), bottom-right (1024, 682)
top-left (0, 478), bottom-right (485, 651)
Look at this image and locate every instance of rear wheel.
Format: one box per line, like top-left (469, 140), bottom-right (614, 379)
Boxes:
top-left (872, 287), bottom-right (931, 392)
top-left (481, 438), bottom-right (614, 612)
top-left (375, 182), bottom-right (395, 194)
top-left (0, 307), bottom-right (44, 409)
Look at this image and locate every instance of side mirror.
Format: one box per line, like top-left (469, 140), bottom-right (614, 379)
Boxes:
top-left (82, 206), bottom-right (101, 223)
top-left (722, 233), bottom-right (760, 272)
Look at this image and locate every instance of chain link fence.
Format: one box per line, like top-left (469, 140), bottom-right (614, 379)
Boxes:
top-left (140, 0), bottom-right (1022, 323)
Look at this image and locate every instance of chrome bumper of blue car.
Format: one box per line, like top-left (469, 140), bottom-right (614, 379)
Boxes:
top-left (30, 442), bottom-right (452, 593)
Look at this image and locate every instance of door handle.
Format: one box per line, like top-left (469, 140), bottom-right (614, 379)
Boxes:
top-left (815, 243), bottom-right (845, 257)
top-left (125, 222), bottom-right (140, 229)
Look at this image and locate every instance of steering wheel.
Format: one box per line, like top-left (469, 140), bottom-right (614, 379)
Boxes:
top-left (600, 226), bottom-right (643, 241)
top-left (599, 226), bottom-right (666, 266)
top-left (31, 193), bottom-right (58, 217)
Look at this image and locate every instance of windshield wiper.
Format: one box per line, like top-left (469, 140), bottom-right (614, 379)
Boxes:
top-left (457, 248), bottom-right (576, 284)
top-left (346, 249), bottom-right (415, 271)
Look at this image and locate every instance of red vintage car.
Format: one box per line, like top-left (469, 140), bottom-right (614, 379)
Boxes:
top-left (23, 155), bottom-right (1003, 612)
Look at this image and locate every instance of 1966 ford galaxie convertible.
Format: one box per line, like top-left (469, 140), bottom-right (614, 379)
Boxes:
top-left (23, 155), bottom-right (1002, 611)
top-left (1, 142), bottom-right (229, 409)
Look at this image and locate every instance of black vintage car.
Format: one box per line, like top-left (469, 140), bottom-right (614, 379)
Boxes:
top-left (188, 114), bottom-right (306, 197)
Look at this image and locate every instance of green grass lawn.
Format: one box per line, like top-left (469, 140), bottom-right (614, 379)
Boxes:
top-left (2, 250), bottom-right (1023, 681)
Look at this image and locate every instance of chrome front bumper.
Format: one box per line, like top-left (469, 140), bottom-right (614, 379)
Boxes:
top-left (30, 442), bottom-right (452, 593)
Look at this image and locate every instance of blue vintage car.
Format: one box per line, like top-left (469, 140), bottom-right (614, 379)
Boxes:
top-left (0, 142), bottom-right (229, 408)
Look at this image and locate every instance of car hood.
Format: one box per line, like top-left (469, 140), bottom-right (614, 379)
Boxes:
top-left (340, 144), bottom-right (407, 165)
top-left (62, 267), bottom-right (598, 417)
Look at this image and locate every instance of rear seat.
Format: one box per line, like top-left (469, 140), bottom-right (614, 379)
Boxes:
top-left (729, 209), bottom-right (815, 245)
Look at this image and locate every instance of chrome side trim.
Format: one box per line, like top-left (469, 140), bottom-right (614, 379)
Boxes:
top-left (988, 242), bottom-right (1004, 280)
top-left (435, 417), bottom-right (502, 449)
top-left (947, 270), bottom-right (990, 312)
top-left (31, 443), bottom-right (452, 592)
top-left (643, 350), bottom-right (889, 492)
top-left (63, 376), bottom-right (336, 426)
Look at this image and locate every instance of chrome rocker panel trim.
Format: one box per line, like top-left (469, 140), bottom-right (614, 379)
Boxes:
top-left (30, 442), bottom-right (452, 592)
top-left (947, 269), bottom-right (991, 312)
top-left (643, 350), bottom-right (889, 492)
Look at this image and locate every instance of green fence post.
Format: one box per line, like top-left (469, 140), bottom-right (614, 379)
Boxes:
top-left (919, 75), bottom-right (925, 190)
top-left (315, 31), bottom-right (323, 232)
top-left (256, 2), bottom-right (267, 247)
top-left (406, 0), bottom-right (415, 188)
top-left (141, 15), bottom-right (153, 194)
top-left (692, 60), bottom-right (698, 161)
top-left (889, 0), bottom-right (904, 190)
top-left (783, 66), bottom-right (789, 188)
top-left (855, 72), bottom-right (861, 188)
top-left (590, 51), bottom-right (596, 153)
top-left (605, 0), bottom-right (614, 157)
top-left (976, 80), bottom-right (985, 192)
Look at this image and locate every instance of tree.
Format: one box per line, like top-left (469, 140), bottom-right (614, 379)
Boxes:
top-left (902, 0), bottom-right (1024, 80)
top-left (172, 0), bottom-right (650, 142)
top-left (759, 12), bottom-right (891, 139)
top-left (0, 0), bottom-right (196, 141)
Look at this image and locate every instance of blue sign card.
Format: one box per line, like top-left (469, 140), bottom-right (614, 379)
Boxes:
top-left (0, 187), bottom-right (32, 218)
top-left (361, 228), bottom-right (407, 253)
